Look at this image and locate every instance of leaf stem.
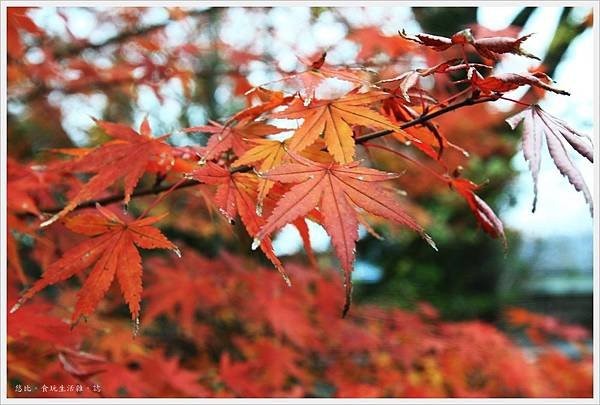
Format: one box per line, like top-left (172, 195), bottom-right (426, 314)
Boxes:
top-left (136, 177), bottom-right (188, 219)
top-left (497, 95), bottom-right (531, 107)
top-left (362, 142), bottom-right (449, 183)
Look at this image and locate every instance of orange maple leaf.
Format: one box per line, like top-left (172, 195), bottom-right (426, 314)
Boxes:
top-left (349, 27), bottom-right (414, 60)
top-left (232, 139), bottom-right (288, 210)
top-left (273, 90), bottom-right (402, 164)
top-left (12, 205), bottom-right (178, 325)
top-left (230, 86), bottom-right (296, 123)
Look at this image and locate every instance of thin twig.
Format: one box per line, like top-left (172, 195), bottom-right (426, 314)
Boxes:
top-left (353, 94), bottom-right (499, 144)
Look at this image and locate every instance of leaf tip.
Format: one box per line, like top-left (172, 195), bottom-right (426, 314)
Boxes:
top-left (132, 316), bottom-right (141, 337)
top-left (279, 270), bottom-right (292, 287)
top-left (40, 215), bottom-right (59, 228)
top-left (341, 275), bottom-right (353, 318)
top-left (70, 315), bottom-right (84, 331)
top-left (424, 233), bottom-right (438, 251)
top-left (9, 299), bottom-right (24, 314)
top-left (172, 246), bottom-right (182, 258)
top-left (531, 194), bottom-right (538, 214)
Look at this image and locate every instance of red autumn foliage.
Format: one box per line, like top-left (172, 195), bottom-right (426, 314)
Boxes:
top-left (6, 6), bottom-right (593, 399)
top-left (7, 253), bottom-right (593, 398)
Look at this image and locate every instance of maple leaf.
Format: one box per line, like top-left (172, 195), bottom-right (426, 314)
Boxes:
top-left (506, 105), bottom-right (593, 214)
top-left (220, 338), bottom-right (306, 397)
top-left (265, 51), bottom-right (370, 98)
top-left (470, 69), bottom-right (570, 96)
top-left (7, 295), bottom-right (83, 347)
top-left (40, 118), bottom-right (176, 227)
top-left (12, 205), bottom-right (179, 324)
top-left (232, 138), bottom-right (288, 210)
top-left (400, 28), bottom-right (540, 60)
top-left (94, 320), bottom-right (149, 362)
top-left (7, 158), bottom-right (48, 283)
top-left (187, 119), bottom-right (282, 164)
top-left (253, 152), bottom-right (436, 315)
top-left (472, 32), bottom-right (540, 61)
top-left (240, 264), bottom-right (320, 347)
top-left (230, 87), bottom-right (296, 123)
top-left (189, 163), bottom-right (290, 285)
top-left (233, 139), bottom-right (334, 212)
top-left (98, 361), bottom-right (153, 397)
top-left (377, 70), bottom-right (422, 103)
top-left (377, 58), bottom-right (489, 102)
top-left (273, 90), bottom-right (402, 163)
top-left (137, 352), bottom-right (209, 396)
top-left (291, 217), bottom-right (318, 268)
top-left (7, 158), bottom-right (43, 217)
top-left (449, 177), bottom-right (506, 247)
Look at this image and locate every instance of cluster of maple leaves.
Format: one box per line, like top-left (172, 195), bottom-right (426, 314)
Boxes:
top-left (7, 250), bottom-right (593, 398)
top-left (10, 25), bottom-right (593, 321)
top-left (6, 7), bottom-right (594, 398)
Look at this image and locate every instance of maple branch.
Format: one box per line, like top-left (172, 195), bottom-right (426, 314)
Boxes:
top-left (40, 179), bottom-right (201, 215)
top-left (34, 94), bottom-right (500, 216)
top-left (353, 94), bottom-right (500, 144)
top-left (36, 151), bottom-right (263, 215)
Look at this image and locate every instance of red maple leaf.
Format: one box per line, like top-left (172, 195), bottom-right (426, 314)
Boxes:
top-left (41, 118), bottom-right (177, 227)
top-left (12, 205), bottom-right (178, 324)
top-left (470, 69), bottom-right (569, 95)
top-left (449, 177), bottom-right (506, 247)
top-left (144, 252), bottom-right (228, 332)
top-left (253, 152), bottom-right (436, 315)
top-left (189, 162), bottom-right (290, 285)
top-left (400, 28), bottom-right (540, 60)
